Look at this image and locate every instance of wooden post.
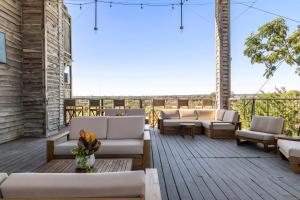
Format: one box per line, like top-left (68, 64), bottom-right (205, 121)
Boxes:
top-left (215, 0), bottom-right (231, 109)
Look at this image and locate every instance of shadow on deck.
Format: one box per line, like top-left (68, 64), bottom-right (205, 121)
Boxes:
top-left (1, 130), bottom-right (300, 200)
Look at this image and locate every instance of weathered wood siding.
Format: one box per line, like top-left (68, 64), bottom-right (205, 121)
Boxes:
top-left (215, 0), bottom-right (231, 109)
top-left (45, 1), bottom-right (70, 135)
top-left (0, 0), bottom-right (23, 143)
top-left (22, 0), bottom-right (46, 137)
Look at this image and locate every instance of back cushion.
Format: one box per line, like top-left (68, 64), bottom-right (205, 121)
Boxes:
top-left (107, 116), bottom-right (145, 139)
top-left (196, 110), bottom-right (215, 120)
top-left (105, 109), bottom-right (125, 116)
top-left (216, 109), bottom-right (226, 121)
top-left (223, 111), bottom-right (239, 123)
top-left (179, 109), bottom-right (197, 120)
top-left (0, 171), bottom-right (145, 199)
top-left (70, 117), bottom-right (108, 140)
top-left (125, 109), bottom-right (145, 116)
top-left (250, 116), bottom-right (284, 134)
top-left (160, 109), bottom-right (179, 119)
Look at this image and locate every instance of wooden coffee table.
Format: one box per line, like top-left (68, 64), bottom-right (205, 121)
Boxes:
top-left (180, 123), bottom-right (196, 138)
top-left (36, 159), bottom-right (132, 173)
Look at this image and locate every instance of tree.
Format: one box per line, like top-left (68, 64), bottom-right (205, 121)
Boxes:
top-left (244, 18), bottom-right (300, 78)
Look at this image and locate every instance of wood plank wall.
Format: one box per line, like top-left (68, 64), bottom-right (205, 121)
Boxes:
top-left (0, 0), bottom-right (23, 143)
top-left (45, 1), bottom-right (61, 135)
top-left (22, 0), bottom-right (46, 137)
top-left (0, 0), bottom-right (71, 143)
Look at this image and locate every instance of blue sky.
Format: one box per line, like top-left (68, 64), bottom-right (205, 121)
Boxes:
top-left (65, 0), bottom-right (300, 96)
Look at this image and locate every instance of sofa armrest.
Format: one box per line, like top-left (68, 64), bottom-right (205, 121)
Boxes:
top-left (47, 131), bottom-right (70, 162)
top-left (145, 169), bottom-right (162, 200)
top-left (143, 131), bottom-right (151, 169)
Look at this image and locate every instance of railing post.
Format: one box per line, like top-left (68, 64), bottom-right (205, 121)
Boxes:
top-left (139, 99), bottom-right (143, 109)
top-left (251, 98), bottom-right (256, 120)
top-left (100, 99), bottom-right (104, 116)
top-left (243, 97), bottom-right (246, 120)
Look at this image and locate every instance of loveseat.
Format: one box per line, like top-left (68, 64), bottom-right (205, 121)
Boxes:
top-left (277, 139), bottom-right (300, 173)
top-left (0, 169), bottom-right (161, 200)
top-left (159, 109), bottom-right (240, 139)
top-left (236, 116), bottom-right (284, 151)
top-left (47, 116), bottom-right (150, 169)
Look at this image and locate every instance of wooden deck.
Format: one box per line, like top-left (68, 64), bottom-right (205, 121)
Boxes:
top-left (1, 130), bottom-right (300, 200)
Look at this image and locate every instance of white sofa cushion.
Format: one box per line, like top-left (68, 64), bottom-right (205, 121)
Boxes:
top-left (69, 117), bottom-right (107, 140)
top-left (105, 109), bottom-right (125, 116)
top-left (236, 130), bottom-right (275, 141)
top-left (163, 119), bottom-right (202, 127)
top-left (1, 171), bottom-right (145, 198)
top-left (278, 139), bottom-right (300, 158)
top-left (107, 116), bottom-right (145, 139)
top-left (97, 139), bottom-right (144, 155)
top-left (54, 139), bottom-right (143, 155)
top-left (216, 109), bottom-right (226, 121)
top-left (179, 109), bottom-right (197, 120)
top-left (223, 111), bottom-right (239, 123)
top-left (125, 109), bottom-right (145, 116)
top-left (250, 116), bottom-right (284, 134)
top-left (202, 120), bottom-right (235, 130)
top-left (196, 109), bottom-right (215, 120)
top-left (161, 109), bottom-right (179, 119)
top-left (0, 173), bottom-right (8, 198)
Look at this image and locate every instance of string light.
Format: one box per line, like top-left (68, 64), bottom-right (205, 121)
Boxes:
top-left (140, 4), bottom-right (143, 9)
top-left (110, 2), bottom-right (112, 8)
top-left (80, 4), bottom-right (82, 10)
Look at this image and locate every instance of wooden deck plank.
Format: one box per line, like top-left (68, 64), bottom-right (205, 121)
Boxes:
top-left (1, 131), bottom-right (300, 200)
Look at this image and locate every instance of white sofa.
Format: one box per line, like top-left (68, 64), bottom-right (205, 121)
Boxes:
top-left (236, 116), bottom-right (285, 151)
top-left (0, 169), bottom-right (161, 200)
top-left (277, 139), bottom-right (300, 173)
top-left (47, 116), bottom-right (150, 169)
top-left (159, 109), bottom-right (240, 139)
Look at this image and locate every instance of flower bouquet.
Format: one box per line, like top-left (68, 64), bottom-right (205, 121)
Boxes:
top-left (72, 130), bottom-right (101, 170)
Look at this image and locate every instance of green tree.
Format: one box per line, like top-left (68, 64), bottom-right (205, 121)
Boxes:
top-left (244, 18), bottom-right (300, 78)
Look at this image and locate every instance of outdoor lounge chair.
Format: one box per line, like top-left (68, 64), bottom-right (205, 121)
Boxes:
top-left (47, 116), bottom-right (150, 169)
top-left (0, 169), bottom-right (161, 200)
top-left (277, 139), bottom-right (300, 173)
top-left (236, 116), bottom-right (285, 151)
top-left (159, 109), bottom-right (240, 139)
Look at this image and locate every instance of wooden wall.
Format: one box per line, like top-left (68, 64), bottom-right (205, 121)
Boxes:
top-left (0, 0), bottom-right (72, 143)
top-left (0, 0), bottom-right (23, 143)
top-left (22, 0), bottom-right (46, 137)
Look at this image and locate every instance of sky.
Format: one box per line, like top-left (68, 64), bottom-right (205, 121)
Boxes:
top-left (65, 0), bottom-right (300, 96)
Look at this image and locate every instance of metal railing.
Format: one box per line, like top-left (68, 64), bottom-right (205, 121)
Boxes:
top-left (64, 97), bottom-right (216, 126)
top-left (229, 97), bottom-right (300, 135)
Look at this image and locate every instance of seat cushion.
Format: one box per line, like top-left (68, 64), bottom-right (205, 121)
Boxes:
top-left (125, 109), bottom-right (145, 116)
top-left (107, 116), bottom-right (145, 139)
top-left (160, 109), bottom-right (179, 119)
top-left (163, 119), bottom-right (202, 127)
top-left (216, 109), bottom-right (226, 121)
top-left (179, 109), bottom-right (197, 120)
top-left (196, 109), bottom-right (215, 120)
top-left (54, 139), bottom-right (143, 155)
top-left (1, 171), bottom-right (145, 198)
top-left (105, 109), bottom-right (125, 116)
top-left (97, 139), bottom-right (144, 155)
top-left (202, 120), bottom-right (235, 130)
top-left (250, 116), bottom-right (284, 134)
top-left (278, 139), bottom-right (300, 158)
top-left (223, 111), bottom-right (239, 123)
top-left (70, 117), bottom-right (107, 140)
top-left (236, 130), bottom-right (275, 141)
